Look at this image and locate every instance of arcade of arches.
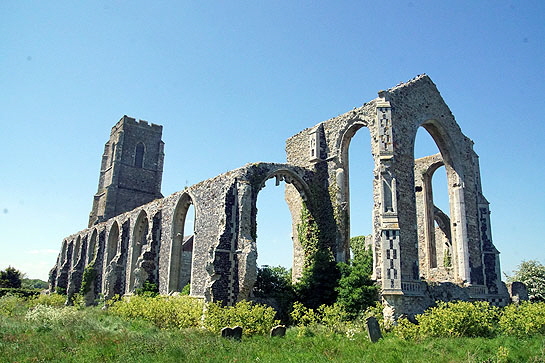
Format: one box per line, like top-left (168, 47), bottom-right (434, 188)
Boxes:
top-left (50, 75), bottom-right (509, 319)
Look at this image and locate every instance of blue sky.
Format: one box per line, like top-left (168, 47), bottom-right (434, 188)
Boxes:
top-left (1, 1), bottom-right (543, 280)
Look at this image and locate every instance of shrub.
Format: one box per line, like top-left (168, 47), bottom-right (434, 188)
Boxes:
top-left (394, 301), bottom-right (499, 339)
top-left (335, 245), bottom-right (379, 318)
top-left (499, 301), bottom-right (545, 337)
top-left (135, 281), bottom-right (159, 297)
top-left (253, 265), bottom-right (296, 322)
top-left (290, 301), bottom-right (351, 334)
top-left (27, 293), bottom-right (66, 308)
top-left (0, 287), bottom-right (41, 299)
top-left (109, 294), bottom-right (204, 329)
top-left (0, 294), bottom-right (27, 316)
top-left (25, 304), bottom-right (80, 330)
top-left (203, 300), bottom-right (280, 336)
top-left (290, 301), bottom-right (320, 327)
top-left (508, 260), bottom-right (545, 302)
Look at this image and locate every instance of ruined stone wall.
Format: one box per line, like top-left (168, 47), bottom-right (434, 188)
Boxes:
top-left (51, 75), bottom-right (509, 318)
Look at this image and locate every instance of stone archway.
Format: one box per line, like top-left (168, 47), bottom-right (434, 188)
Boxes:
top-left (169, 193), bottom-right (196, 293)
top-left (128, 211), bottom-right (149, 292)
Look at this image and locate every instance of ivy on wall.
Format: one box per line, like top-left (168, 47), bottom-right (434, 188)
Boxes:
top-left (295, 203), bottom-right (340, 309)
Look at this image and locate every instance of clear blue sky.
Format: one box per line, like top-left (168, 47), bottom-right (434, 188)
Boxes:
top-left (1, 1), bottom-right (543, 281)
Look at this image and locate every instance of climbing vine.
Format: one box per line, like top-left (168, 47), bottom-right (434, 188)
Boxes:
top-left (297, 204), bottom-right (320, 270)
top-left (295, 203), bottom-right (340, 309)
top-left (80, 263), bottom-right (97, 295)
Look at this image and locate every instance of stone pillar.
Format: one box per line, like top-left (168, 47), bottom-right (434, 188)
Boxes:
top-left (376, 97), bottom-right (402, 294)
top-left (452, 182), bottom-right (470, 283)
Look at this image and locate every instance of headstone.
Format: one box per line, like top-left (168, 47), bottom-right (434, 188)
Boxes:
top-left (509, 281), bottom-right (529, 304)
top-left (365, 316), bottom-right (382, 343)
top-left (221, 326), bottom-right (243, 341)
top-left (232, 326), bottom-right (243, 340)
top-left (221, 327), bottom-right (231, 338)
top-left (270, 325), bottom-right (286, 337)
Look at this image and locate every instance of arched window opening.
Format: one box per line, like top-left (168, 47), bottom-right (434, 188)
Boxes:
top-left (169, 195), bottom-right (195, 293)
top-left (106, 223), bottom-right (119, 265)
top-left (251, 173), bottom-right (306, 312)
top-left (414, 127), bottom-right (453, 278)
top-left (130, 212), bottom-right (149, 291)
top-left (61, 241), bottom-right (68, 265)
top-left (135, 142), bottom-right (145, 168)
top-left (256, 178), bottom-right (294, 269)
top-left (72, 237), bottom-right (82, 268)
top-left (346, 127), bottom-right (374, 259)
top-left (87, 230), bottom-right (97, 264)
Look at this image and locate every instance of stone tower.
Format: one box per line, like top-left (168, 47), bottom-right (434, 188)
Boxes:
top-left (88, 115), bottom-right (164, 227)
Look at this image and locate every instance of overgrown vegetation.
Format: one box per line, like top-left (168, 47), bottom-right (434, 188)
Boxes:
top-left (295, 204), bottom-right (340, 309)
top-left (393, 300), bottom-right (545, 341)
top-left (336, 236), bottom-right (379, 318)
top-left (2, 293), bottom-right (545, 362)
top-left (252, 265), bottom-right (295, 322)
top-left (0, 266), bottom-right (23, 288)
top-left (508, 260), bottom-right (545, 302)
top-left (109, 294), bottom-right (204, 329)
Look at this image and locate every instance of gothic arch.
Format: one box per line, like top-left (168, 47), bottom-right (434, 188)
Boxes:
top-left (412, 119), bottom-right (470, 283)
top-left (72, 236), bottom-right (82, 268)
top-left (87, 229), bottom-right (98, 264)
top-left (168, 192), bottom-right (196, 293)
top-left (106, 222), bottom-right (119, 265)
top-left (336, 121), bottom-right (375, 262)
top-left (129, 210), bottom-right (149, 291)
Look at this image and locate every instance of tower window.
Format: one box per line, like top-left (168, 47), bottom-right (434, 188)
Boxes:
top-left (135, 143), bottom-right (145, 168)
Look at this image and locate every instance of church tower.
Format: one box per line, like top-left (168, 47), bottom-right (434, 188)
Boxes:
top-left (88, 115), bottom-right (164, 227)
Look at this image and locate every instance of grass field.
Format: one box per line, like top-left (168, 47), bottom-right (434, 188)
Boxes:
top-left (1, 304), bottom-right (544, 363)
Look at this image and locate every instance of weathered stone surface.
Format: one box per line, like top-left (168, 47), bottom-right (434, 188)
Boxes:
top-left (508, 281), bottom-right (529, 304)
top-left (365, 316), bottom-right (382, 343)
top-left (49, 75), bottom-right (509, 319)
top-left (270, 325), bottom-right (287, 337)
top-left (221, 326), bottom-right (243, 340)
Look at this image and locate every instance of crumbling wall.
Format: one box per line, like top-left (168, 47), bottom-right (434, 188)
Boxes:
top-left (50, 75), bottom-right (509, 317)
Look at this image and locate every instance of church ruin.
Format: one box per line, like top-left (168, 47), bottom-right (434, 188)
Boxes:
top-left (49, 75), bottom-right (510, 318)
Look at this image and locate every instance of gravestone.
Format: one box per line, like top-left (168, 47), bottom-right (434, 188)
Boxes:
top-left (221, 326), bottom-right (243, 341)
top-left (270, 325), bottom-right (286, 337)
top-left (509, 281), bottom-right (529, 304)
top-left (365, 316), bottom-right (382, 343)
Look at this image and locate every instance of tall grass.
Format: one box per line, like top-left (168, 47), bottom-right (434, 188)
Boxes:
top-left (1, 294), bottom-right (545, 362)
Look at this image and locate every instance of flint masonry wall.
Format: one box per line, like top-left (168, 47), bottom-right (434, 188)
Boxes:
top-left (51, 162), bottom-right (312, 306)
top-left (285, 75), bottom-right (508, 318)
top-left (50, 74), bottom-right (509, 318)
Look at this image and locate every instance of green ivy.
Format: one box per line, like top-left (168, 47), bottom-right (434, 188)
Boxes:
top-left (295, 203), bottom-right (340, 309)
top-left (80, 264), bottom-right (97, 295)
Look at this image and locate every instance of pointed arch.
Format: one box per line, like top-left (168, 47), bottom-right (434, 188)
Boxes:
top-left (106, 222), bottom-right (119, 265)
top-left (87, 229), bottom-right (98, 264)
top-left (169, 193), bottom-right (195, 293)
top-left (129, 210), bottom-right (149, 291)
top-left (72, 236), bottom-right (82, 268)
top-left (413, 119), bottom-right (470, 283)
top-left (337, 121), bottom-right (375, 263)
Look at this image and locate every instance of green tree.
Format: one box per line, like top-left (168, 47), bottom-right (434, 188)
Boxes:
top-left (0, 266), bottom-right (23, 288)
top-left (253, 265), bottom-right (295, 322)
top-left (508, 260), bottom-right (545, 302)
top-left (336, 236), bottom-right (379, 318)
top-left (294, 205), bottom-right (340, 309)
top-left (21, 278), bottom-right (48, 289)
